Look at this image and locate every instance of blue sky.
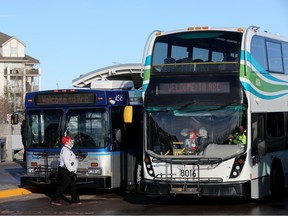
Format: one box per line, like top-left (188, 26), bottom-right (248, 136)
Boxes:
top-left (1, 0), bottom-right (288, 90)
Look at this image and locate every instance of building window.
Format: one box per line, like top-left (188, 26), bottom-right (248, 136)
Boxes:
top-left (11, 47), bottom-right (18, 56)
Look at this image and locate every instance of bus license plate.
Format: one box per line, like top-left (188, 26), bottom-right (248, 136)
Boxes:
top-left (179, 168), bottom-right (197, 178)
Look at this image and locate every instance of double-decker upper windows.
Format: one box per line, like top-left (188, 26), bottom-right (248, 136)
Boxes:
top-left (251, 37), bottom-right (268, 72)
top-left (283, 43), bottom-right (288, 73)
top-left (152, 31), bottom-right (242, 73)
top-left (251, 36), bottom-right (288, 74)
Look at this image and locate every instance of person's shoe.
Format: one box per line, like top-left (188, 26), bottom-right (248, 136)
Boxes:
top-left (71, 202), bottom-right (82, 205)
top-left (50, 201), bottom-right (62, 206)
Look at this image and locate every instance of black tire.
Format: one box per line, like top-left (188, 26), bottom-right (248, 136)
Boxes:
top-left (136, 163), bottom-right (142, 192)
top-left (270, 162), bottom-right (285, 199)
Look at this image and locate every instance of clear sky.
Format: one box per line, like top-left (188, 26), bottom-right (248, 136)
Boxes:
top-left (1, 0), bottom-right (288, 90)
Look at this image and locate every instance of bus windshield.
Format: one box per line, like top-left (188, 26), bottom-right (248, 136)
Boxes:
top-left (152, 31), bottom-right (242, 73)
top-left (27, 110), bottom-right (63, 148)
top-left (146, 105), bottom-right (247, 159)
top-left (26, 108), bottom-right (108, 149)
top-left (66, 108), bottom-right (108, 148)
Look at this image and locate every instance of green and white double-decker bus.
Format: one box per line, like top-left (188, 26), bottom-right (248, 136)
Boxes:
top-left (141, 26), bottom-right (288, 199)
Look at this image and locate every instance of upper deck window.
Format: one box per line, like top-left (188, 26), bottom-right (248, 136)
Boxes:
top-left (152, 31), bottom-right (242, 73)
top-left (282, 42), bottom-right (288, 74)
top-left (251, 36), bottom-right (288, 74)
top-left (267, 41), bottom-right (283, 73)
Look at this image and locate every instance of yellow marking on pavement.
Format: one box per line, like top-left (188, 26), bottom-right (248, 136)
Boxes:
top-left (0, 188), bottom-right (32, 199)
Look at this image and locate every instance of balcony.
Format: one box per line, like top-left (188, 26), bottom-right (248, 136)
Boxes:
top-left (4, 68), bottom-right (40, 76)
top-left (26, 68), bottom-right (40, 75)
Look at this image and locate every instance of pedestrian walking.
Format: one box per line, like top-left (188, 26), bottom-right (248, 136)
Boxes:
top-left (50, 135), bottom-right (82, 206)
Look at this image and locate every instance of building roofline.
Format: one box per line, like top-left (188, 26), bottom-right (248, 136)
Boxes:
top-left (0, 32), bottom-right (26, 47)
top-left (0, 54), bottom-right (40, 64)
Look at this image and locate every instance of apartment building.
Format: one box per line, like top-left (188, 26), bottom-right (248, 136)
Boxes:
top-left (0, 32), bottom-right (40, 114)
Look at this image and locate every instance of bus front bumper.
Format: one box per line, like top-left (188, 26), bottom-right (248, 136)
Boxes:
top-left (21, 175), bottom-right (112, 189)
top-left (140, 179), bottom-right (251, 199)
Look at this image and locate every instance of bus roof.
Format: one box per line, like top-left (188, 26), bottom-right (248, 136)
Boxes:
top-left (155, 26), bottom-right (288, 41)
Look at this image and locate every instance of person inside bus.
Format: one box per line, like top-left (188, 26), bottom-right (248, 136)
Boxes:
top-left (50, 136), bottom-right (81, 206)
top-left (181, 127), bottom-right (208, 154)
top-left (222, 52), bottom-right (235, 62)
top-left (228, 124), bottom-right (247, 144)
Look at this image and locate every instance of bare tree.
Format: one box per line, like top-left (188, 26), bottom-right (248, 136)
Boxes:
top-left (0, 86), bottom-right (13, 123)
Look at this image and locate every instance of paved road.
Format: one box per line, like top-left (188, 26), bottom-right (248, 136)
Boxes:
top-left (1, 161), bottom-right (288, 215)
top-left (1, 187), bottom-right (288, 215)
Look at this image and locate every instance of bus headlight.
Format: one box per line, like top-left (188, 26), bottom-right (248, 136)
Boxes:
top-left (88, 168), bottom-right (102, 175)
top-left (229, 154), bottom-right (246, 178)
top-left (28, 168), bottom-right (35, 174)
top-left (144, 155), bottom-right (155, 177)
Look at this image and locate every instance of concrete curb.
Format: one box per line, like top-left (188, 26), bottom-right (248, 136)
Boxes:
top-left (0, 188), bottom-right (32, 199)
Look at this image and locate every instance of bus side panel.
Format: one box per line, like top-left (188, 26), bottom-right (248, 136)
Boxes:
top-left (111, 152), bottom-right (121, 188)
top-left (111, 151), bottom-right (138, 188)
top-left (250, 160), bottom-right (270, 199)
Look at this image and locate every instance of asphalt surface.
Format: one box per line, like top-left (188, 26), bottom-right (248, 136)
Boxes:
top-left (0, 160), bottom-right (32, 198)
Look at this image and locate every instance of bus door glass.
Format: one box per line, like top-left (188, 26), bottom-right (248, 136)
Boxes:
top-left (66, 109), bottom-right (108, 148)
top-left (111, 106), bottom-right (143, 151)
top-left (26, 110), bottom-right (63, 148)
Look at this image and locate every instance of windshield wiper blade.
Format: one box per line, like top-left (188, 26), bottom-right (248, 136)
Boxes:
top-left (178, 101), bottom-right (196, 110)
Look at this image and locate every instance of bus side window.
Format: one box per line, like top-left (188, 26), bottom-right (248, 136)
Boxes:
top-left (251, 114), bottom-right (265, 165)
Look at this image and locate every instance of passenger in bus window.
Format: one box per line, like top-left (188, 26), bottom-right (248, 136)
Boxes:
top-left (222, 52), bottom-right (235, 62)
top-left (229, 124), bottom-right (247, 144)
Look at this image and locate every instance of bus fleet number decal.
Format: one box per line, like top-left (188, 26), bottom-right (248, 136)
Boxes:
top-left (180, 169), bottom-right (197, 178)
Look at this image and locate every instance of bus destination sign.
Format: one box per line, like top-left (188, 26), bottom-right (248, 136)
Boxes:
top-left (35, 93), bottom-right (96, 105)
top-left (157, 82), bottom-right (230, 94)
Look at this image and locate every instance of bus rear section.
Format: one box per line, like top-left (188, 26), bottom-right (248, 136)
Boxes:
top-left (21, 80), bottom-right (143, 190)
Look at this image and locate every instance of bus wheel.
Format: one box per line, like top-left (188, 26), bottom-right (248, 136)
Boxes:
top-left (270, 161), bottom-right (284, 199)
top-left (136, 163), bottom-right (142, 192)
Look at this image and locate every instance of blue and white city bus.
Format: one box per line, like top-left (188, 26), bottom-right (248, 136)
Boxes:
top-left (21, 80), bottom-right (143, 190)
top-left (141, 26), bottom-right (288, 199)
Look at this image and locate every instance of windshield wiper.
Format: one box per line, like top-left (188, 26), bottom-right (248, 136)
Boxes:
top-left (178, 101), bottom-right (196, 111)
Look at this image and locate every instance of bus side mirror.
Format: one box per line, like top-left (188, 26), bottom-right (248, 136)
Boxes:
top-left (11, 114), bottom-right (19, 125)
top-left (124, 106), bottom-right (133, 123)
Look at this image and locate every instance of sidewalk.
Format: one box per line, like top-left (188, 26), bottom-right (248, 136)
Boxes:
top-left (0, 160), bottom-right (32, 198)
